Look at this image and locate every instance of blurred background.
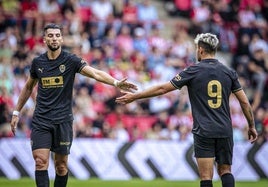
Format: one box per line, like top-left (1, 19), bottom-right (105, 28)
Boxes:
top-left (0, 0), bottom-right (267, 181)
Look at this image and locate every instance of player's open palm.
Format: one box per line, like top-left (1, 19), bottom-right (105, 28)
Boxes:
top-left (116, 92), bottom-right (135, 104)
top-left (116, 78), bottom-right (138, 93)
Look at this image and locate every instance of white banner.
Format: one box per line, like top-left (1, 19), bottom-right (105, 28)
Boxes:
top-left (0, 138), bottom-right (266, 181)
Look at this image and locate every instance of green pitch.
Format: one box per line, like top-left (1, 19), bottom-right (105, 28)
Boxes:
top-left (0, 178), bottom-right (267, 187)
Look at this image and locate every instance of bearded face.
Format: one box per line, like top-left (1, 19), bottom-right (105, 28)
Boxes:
top-left (43, 29), bottom-right (63, 51)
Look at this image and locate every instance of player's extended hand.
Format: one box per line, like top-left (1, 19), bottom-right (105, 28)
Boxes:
top-left (10, 115), bottom-right (19, 136)
top-left (115, 92), bottom-right (135, 104)
top-left (116, 78), bottom-right (138, 93)
top-left (248, 127), bottom-right (258, 144)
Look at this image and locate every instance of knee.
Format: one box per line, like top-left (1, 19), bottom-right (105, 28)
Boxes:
top-left (55, 160), bottom-right (68, 176)
top-left (34, 154), bottom-right (49, 170)
top-left (217, 164), bottom-right (231, 177)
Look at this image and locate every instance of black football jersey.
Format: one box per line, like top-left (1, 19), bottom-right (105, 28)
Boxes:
top-left (170, 59), bottom-right (242, 138)
top-left (30, 50), bottom-right (87, 123)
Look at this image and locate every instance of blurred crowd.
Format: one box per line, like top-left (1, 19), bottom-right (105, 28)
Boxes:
top-left (0, 0), bottom-right (267, 143)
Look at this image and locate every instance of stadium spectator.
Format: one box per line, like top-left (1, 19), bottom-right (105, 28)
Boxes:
top-left (115, 24), bottom-right (134, 56)
top-left (137, 0), bottom-right (159, 34)
top-left (37, 0), bottom-right (62, 32)
top-left (247, 34), bottom-right (268, 110)
top-left (90, 0), bottom-right (114, 37)
top-left (122, 0), bottom-right (139, 30)
top-left (133, 27), bottom-right (150, 55)
top-left (190, 0), bottom-right (211, 35)
top-left (20, 0), bottom-right (39, 34)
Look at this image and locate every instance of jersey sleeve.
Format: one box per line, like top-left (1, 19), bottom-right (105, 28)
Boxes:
top-left (71, 54), bottom-right (87, 73)
top-left (231, 69), bottom-right (242, 93)
top-left (170, 66), bottom-right (196, 89)
top-left (30, 58), bottom-right (38, 79)
top-left (77, 59), bottom-right (87, 73)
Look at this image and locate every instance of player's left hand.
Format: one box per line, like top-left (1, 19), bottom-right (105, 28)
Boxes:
top-left (248, 127), bottom-right (258, 144)
top-left (115, 91), bottom-right (135, 104)
top-left (116, 78), bottom-right (138, 93)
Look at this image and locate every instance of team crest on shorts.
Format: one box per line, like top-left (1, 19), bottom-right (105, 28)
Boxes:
top-left (59, 65), bottom-right (66, 73)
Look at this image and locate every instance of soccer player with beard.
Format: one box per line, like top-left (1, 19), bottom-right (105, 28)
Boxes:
top-left (116, 33), bottom-right (258, 187)
top-left (10, 23), bottom-right (137, 187)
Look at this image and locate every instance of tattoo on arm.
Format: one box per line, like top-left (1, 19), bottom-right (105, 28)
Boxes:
top-left (243, 107), bottom-right (255, 128)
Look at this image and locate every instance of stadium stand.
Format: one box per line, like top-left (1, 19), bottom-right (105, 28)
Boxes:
top-left (0, 0), bottom-right (267, 142)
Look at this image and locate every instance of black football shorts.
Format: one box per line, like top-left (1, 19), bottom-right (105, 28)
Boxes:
top-left (193, 134), bottom-right (233, 165)
top-left (31, 120), bottom-right (73, 155)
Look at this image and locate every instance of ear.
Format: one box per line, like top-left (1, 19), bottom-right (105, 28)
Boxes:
top-left (199, 46), bottom-right (203, 54)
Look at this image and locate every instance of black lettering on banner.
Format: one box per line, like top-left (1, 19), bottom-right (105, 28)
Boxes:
top-left (247, 140), bottom-right (267, 178)
top-left (118, 142), bottom-right (140, 178)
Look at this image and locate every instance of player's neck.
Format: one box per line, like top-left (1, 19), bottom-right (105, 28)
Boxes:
top-left (201, 54), bottom-right (215, 60)
top-left (47, 49), bottom-right (61, 60)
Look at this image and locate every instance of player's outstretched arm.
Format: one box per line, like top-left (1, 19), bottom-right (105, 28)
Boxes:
top-left (80, 65), bottom-right (137, 92)
top-left (116, 82), bottom-right (176, 104)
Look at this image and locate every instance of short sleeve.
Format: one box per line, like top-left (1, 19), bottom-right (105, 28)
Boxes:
top-left (170, 66), bottom-right (196, 89)
top-left (70, 54), bottom-right (87, 73)
top-left (30, 58), bottom-right (38, 79)
top-left (77, 59), bottom-right (87, 73)
top-left (231, 70), bottom-right (242, 93)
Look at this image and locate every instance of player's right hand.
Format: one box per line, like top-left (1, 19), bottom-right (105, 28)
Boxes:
top-left (115, 92), bottom-right (135, 104)
top-left (248, 127), bottom-right (258, 144)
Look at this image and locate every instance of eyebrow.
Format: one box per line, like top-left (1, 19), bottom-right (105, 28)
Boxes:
top-left (46, 32), bottom-right (61, 36)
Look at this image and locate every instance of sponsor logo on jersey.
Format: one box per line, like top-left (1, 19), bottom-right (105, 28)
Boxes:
top-left (38, 68), bottom-right (44, 73)
top-left (41, 76), bottom-right (64, 88)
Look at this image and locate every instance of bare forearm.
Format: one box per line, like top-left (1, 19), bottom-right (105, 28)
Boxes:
top-left (81, 66), bottom-right (116, 86)
top-left (234, 90), bottom-right (256, 129)
top-left (133, 84), bottom-right (170, 100)
top-left (15, 85), bottom-right (34, 111)
top-left (93, 70), bottom-right (116, 86)
top-left (241, 103), bottom-right (255, 128)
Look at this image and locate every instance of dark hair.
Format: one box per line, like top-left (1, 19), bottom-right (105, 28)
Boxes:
top-left (198, 41), bottom-right (217, 54)
top-left (43, 23), bottom-right (62, 36)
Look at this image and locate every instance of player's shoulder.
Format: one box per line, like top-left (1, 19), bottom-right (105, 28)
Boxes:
top-left (215, 61), bottom-right (239, 80)
top-left (62, 50), bottom-right (81, 61)
top-left (218, 61), bottom-right (236, 73)
top-left (182, 63), bottom-right (200, 72)
top-left (32, 52), bottom-right (46, 63)
top-left (60, 50), bottom-right (72, 59)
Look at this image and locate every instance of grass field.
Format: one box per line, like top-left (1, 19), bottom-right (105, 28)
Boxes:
top-left (0, 178), bottom-right (267, 187)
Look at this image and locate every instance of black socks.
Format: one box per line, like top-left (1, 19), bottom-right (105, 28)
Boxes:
top-left (200, 173), bottom-right (234, 187)
top-left (35, 170), bottom-right (49, 187)
top-left (54, 172), bottom-right (68, 187)
top-left (200, 180), bottom-right (213, 187)
top-left (221, 173), bottom-right (235, 187)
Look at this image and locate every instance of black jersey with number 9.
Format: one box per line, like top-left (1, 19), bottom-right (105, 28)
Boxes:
top-left (170, 59), bottom-right (242, 138)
